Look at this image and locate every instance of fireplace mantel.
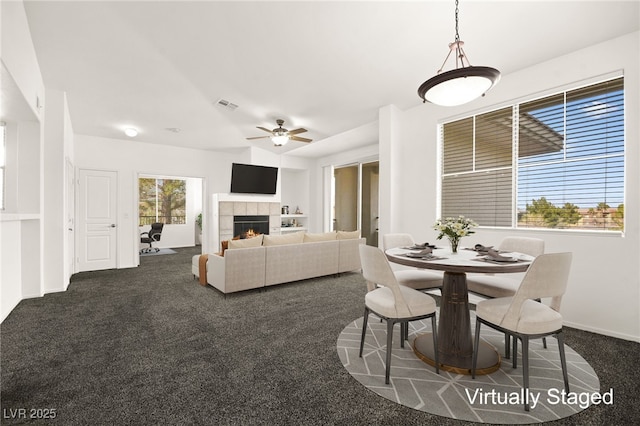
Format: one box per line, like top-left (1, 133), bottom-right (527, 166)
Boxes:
top-left (209, 194), bottom-right (281, 252)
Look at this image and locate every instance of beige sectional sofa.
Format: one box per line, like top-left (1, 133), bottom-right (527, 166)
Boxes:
top-left (193, 231), bottom-right (365, 294)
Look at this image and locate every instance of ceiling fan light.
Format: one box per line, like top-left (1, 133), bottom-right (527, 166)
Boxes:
top-left (271, 134), bottom-right (289, 146)
top-left (418, 66), bottom-right (500, 107)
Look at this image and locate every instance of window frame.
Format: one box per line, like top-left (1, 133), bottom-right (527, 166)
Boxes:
top-left (438, 74), bottom-right (625, 234)
top-left (138, 177), bottom-right (187, 226)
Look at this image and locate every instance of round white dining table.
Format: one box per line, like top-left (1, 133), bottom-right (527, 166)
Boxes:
top-left (385, 246), bottom-right (534, 375)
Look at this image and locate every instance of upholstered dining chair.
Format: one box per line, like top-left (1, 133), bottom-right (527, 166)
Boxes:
top-left (466, 236), bottom-right (545, 299)
top-left (471, 252), bottom-right (572, 411)
top-left (466, 236), bottom-right (545, 358)
top-left (382, 233), bottom-right (443, 293)
top-left (358, 244), bottom-right (439, 384)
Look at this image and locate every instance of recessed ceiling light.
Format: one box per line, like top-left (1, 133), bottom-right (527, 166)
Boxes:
top-left (124, 127), bottom-right (138, 137)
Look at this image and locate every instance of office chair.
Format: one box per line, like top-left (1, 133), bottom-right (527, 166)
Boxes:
top-left (140, 222), bottom-right (164, 254)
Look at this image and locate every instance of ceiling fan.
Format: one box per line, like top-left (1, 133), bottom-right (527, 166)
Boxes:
top-left (246, 119), bottom-right (312, 146)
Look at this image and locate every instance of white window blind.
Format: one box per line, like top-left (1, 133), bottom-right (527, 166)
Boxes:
top-left (441, 77), bottom-right (624, 231)
top-left (441, 107), bottom-right (513, 227)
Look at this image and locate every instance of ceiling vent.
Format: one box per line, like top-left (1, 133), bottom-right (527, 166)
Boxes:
top-left (215, 99), bottom-right (239, 111)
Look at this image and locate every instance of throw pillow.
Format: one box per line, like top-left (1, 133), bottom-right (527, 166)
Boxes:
top-left (263, 232), bottom-right (305, 246)
top-left (303, 232), bottom-right (337, 242)
top-left (337, 230), bottom-right (361, 240)
top-left (228, 234), bottom-right (264, 249)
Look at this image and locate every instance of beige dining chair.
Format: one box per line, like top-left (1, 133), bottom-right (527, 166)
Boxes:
top-left (466, 236), bottom-right (545, 299)
top-left (471, 252), bottom-right (572, 411)
top-left (382, 233), bottom-right (443, 293)
top-left (466, 236), bottom-right (545, 358)
top-left (358, 244), bottom-right (439, 384)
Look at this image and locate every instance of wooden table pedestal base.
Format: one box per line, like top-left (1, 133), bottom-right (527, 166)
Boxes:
top-left (412, 333), bottom-right (501, 375)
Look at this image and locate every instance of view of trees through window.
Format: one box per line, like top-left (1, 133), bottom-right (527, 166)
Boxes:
top-left (139, 178), bottom-right (186, 226)
top-left (441, 77), bottom-right (624, 232)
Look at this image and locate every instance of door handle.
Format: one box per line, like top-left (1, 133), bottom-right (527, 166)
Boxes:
top-left (110, 224), bottom-right (116, 228)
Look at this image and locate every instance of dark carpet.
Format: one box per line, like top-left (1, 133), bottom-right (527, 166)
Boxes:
top-left (1, 246), bottom-right (639, 425)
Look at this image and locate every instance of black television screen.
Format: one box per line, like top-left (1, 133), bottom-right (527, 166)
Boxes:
top-left (230, 163), bottom-right (278, 194)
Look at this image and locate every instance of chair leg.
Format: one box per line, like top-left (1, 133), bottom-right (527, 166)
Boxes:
top-left (557, 331), bottom-right (570, 393)
top-left (512, 336), bottom-right (518, 369)
top-left (385, 319), bottom-right (395, 385)
top-left (471, 318), bottom-right (481, 379)
top-left (400, 322), bottom-right (409, 348)
top-left (522, 336), bottom-right (530, 411)
top-left (505, 333), bottom-right (511, 359)
top-left (534, 298), bottom-right (548, 349)
top-left (431, 315), bottom-right (439, 374)
top-left (359, 307), bottom-right (370, 358)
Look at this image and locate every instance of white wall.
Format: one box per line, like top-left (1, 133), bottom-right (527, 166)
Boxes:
top-left (0, 0), bottom-right (46, 322)
top-left (0, 0), bottom-right (45, 119)
top-left (382, 32), bottom-right (640, 341)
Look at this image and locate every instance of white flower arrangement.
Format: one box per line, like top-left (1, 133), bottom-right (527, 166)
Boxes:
top-left (433, 216), bottom-right (478, 252)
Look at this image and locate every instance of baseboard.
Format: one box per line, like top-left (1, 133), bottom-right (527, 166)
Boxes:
top-left (563, 320), bottom-right (640, 343)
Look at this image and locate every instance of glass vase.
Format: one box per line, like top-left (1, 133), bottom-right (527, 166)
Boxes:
top-left (449, 238), bottom-right (459, 254)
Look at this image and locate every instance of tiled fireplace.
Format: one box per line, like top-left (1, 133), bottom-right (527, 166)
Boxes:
top-left (210, 194), bottom-right (281, 252)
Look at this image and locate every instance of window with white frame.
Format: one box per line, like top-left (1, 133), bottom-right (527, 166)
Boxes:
top-left (138, 177), bottom-right (187, 226)
top-left (440, 77), bottom-right (624, 231)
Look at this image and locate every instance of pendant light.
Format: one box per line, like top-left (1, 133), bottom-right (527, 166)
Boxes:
top-left (418, 0), bottom-right (500, 107)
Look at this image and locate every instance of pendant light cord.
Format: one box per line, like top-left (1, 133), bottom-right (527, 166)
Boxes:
top-left (454, 0), bottom-right (460, 43)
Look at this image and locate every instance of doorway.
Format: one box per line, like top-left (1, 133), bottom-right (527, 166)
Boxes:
top-left (136, 174), bottom-right (204, 254)
top-left (332, 161), bottom-right (379, 246)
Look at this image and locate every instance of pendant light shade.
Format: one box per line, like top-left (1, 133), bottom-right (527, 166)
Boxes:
top-left (418, 65), bottom-right (500, 107)
top-left (418, 1), bottom-right (500, 106)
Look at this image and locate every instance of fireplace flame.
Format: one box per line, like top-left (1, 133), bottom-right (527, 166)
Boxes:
top-left (241, 229), bottom-right (261, 239)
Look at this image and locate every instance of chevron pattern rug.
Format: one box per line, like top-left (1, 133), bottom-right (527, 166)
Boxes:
top-left (337, 311), bottom-right (600, 424)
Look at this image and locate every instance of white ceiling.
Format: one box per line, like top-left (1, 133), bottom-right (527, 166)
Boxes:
top-left (23, 0), bottom-right (640, 158)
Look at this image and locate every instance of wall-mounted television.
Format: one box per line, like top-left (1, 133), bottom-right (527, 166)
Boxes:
top-left (230, 163), bottom-right (278, 195)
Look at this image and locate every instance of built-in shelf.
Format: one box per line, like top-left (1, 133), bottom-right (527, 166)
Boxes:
top-left (281, 226), bottom-right (307, 233)
top-left (281, 213), bottom-right (307, 232)
top-left (0, 213), bottom-right (41, 222)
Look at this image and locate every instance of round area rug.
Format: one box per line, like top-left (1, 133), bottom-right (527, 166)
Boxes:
top-left (337, 311), bottom-right (601, 424)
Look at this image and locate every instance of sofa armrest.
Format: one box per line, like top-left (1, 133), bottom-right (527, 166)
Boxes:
top-left (207, 247), bottom-right (266, 293)
top-left (338, 238), bottom-right (366, 273)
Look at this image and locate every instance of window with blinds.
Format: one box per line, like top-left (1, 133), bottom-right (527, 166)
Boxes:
top-left (440, 76), bottom-right (624, 231)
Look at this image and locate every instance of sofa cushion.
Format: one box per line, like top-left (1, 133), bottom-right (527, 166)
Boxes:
top-left (263, 232), bottom-right (305, 246)
top-left (228, 235), bottom-right (264, 249)
top-left (337, 230), bottom-right (361, 239)
top-left (303, 232), bottom-right (337, 242)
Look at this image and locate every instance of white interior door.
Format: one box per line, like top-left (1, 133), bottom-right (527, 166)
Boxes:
top-left (65, 158), bottom-right (76, 279)
top-left (78, 169), bottom-right (117, 271)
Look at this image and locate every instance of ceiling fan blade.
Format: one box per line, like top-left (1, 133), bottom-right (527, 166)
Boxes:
top-left (287, 128), bottom-right (307, 135)
top-left (246, 136), bottom-right (270, 140)
top-left (290, 136), bottom-right (312, 143)
top-left (256, 126), bottom-right (274, 134)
